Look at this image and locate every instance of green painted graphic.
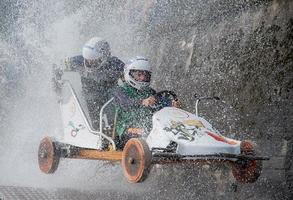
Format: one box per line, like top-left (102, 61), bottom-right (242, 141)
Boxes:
top-left (163, 120), bottom-right (204, 141)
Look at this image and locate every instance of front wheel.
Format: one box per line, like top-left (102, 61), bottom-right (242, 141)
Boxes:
top-left (231, 140), bottom-right (263, 183)
top-left (38, 136), bottom-right (60, 174)
top-left (121, 138), bottom-right (152, 183)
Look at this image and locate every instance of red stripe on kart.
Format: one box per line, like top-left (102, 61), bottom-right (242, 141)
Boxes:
top-left (206, 131), bottom-right (237, 145)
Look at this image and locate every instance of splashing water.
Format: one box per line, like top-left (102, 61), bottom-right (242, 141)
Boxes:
top-left (0, 0), bottom-right (151, 191)
top-left (1, 1), bottom-right (292, 199)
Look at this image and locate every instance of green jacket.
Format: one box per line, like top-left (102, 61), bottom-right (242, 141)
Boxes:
top-left (113, 83), bottom-right (156, 137)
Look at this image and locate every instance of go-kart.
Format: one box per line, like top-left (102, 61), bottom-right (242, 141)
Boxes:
top-left (38, 71), bottom-right (269, 183)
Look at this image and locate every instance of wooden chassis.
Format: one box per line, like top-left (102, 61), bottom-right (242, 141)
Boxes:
top-left (62, 146), bottom-right (269, 164)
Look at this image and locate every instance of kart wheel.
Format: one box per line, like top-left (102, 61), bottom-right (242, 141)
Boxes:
top-left (232, 159), bottom-right (262, 183)
top-left (38, 137), bottom-right (60, 174)
top-left (232, 141), bottom-right (262, 183)
top-left (122, 138), bottom-right (152, 183)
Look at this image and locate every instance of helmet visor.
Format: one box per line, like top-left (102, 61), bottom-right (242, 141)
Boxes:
top-left (130, 70), bottom-right (151, 82)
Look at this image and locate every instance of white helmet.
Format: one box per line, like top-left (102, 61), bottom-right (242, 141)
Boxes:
top-left (82, 37), bottom-right (111, 67)
top-left (124, 56), bottom-right (152, 90)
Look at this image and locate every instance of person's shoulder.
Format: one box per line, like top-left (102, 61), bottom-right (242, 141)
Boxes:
top-left (108, 56), bottom-right (125, 70)
top-left (116, 82), bottom-right (136, 95)
top-left (112, 83), bottom-right (127, 96)
top-left (109, 56), bottom-right (124, 64)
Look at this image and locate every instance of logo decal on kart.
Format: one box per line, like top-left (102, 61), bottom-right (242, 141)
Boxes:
top-left (163, 120), bottom-right (205, 141)
top-left (68, 121), bottom-right (85, 137)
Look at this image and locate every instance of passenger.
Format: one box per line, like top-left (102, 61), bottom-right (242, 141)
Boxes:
top-left (63, 37), bottom-right (125, 129)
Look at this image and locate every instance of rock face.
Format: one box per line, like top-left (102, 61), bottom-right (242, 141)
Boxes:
top-left (134, 0), bottom-right (292, 199)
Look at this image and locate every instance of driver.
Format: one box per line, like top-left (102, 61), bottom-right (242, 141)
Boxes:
top-left (113, 56), bottom-right (180, 149)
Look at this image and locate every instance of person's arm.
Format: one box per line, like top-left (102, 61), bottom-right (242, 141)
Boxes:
top-left (113, 86), bottom-right (157, 110)
top-left (64, 56), bottom-right (84, 72)
top-left (113, 88), bottom-right (142, 111)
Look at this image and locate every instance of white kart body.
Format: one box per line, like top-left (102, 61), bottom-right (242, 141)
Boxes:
top-left (58, 72), bottom-right (241, 155)
top-left (146, 107), bottom-right (241, 156)
top-left (60, 88), bottom-right (102, 149)
top-left (59, 72), bottom-right (113, 150)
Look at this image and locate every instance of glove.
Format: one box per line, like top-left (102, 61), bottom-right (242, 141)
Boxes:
top-left (172, 99), bottom-right (182, 108)
top-left (63, 57), bottom-right (72, 71)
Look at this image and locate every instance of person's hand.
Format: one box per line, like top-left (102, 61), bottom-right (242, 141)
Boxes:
top-left (172, 99), bottom-right (182, 108)
top-left (142, 96), bottom-right (156, 107)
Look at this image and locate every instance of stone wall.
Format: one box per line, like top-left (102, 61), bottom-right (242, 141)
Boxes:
top-left (140, 0), bottom-right (292, 199)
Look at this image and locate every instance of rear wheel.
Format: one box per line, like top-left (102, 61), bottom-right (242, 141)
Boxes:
top-left (232, 140), bottom-right (263, 183)
top-left (38, 137), bottom-right (60, 174)
top-left (122, 138), bottom-right (152, 183)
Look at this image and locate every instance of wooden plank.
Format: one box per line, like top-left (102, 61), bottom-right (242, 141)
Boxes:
top-left (72, 150), bottom-right (123, 161)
